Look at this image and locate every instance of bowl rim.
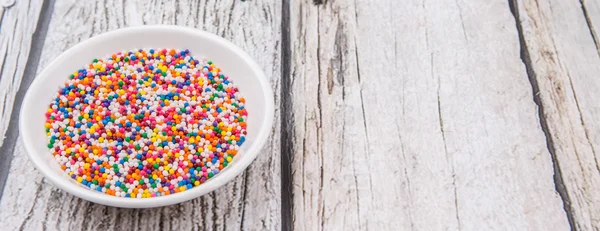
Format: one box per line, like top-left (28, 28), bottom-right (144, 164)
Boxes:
top-left (19, 25), bottom-right (274, 208)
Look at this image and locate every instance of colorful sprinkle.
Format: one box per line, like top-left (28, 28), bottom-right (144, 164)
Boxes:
top-left (45, 48), bottom-right (248, 198)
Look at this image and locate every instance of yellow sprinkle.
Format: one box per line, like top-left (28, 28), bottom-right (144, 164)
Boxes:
top-left (77, 177), bottom-right (83, 183)
top-left (226, 156), bottom-right (232, 162)
top-left (194, 181), bottom-right (200, 186)
top-left (169, 169), bottom-right (175, 174)
top-left (179, 186), bottom-right (186, 191)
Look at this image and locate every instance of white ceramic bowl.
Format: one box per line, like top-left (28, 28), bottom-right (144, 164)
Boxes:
top-left (19, 25), bottom-right (274, 208)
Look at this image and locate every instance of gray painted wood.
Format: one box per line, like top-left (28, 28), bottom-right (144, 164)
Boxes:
top-left (288, 0), bottom-right (569, 230)
top-left (0, 0), bottom-right (44, 146)
top-left (0, 0), bottom-right (281, 230)
top-left (5, 0), bottom-right (600, 230)
top-left (513, 0), bottom-right (600, 229)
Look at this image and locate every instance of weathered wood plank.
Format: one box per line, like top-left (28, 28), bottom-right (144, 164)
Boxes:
top-left (289, 0), bottom-right (570, 230)
top-left (514, 0), bottom-right (600, 229)
top-left (0, 0), bottom-right (281, 230)
top-left (0, 0), bottom-right (44, 146)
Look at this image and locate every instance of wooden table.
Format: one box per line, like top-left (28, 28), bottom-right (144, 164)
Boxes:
top-left (1, 0), bottom-right (599, 230)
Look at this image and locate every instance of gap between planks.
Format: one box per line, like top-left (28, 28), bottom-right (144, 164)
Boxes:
top-left (279, 0), bottom-right (294, 230)
top-left (508, 0), bottom-right (576, 229)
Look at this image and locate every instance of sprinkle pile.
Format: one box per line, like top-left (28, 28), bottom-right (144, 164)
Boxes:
top-left (44, 48), bottom-right (248, 198)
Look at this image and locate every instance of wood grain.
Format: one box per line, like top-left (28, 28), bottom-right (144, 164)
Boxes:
top-left (0, 0), bottom-right (281, 230)
top-left (289, 0), bottom-right (570, 230)
top-left (0, 0), bottom-right (44, 147)
top-left (514, 0), bottom-right (600, 229)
